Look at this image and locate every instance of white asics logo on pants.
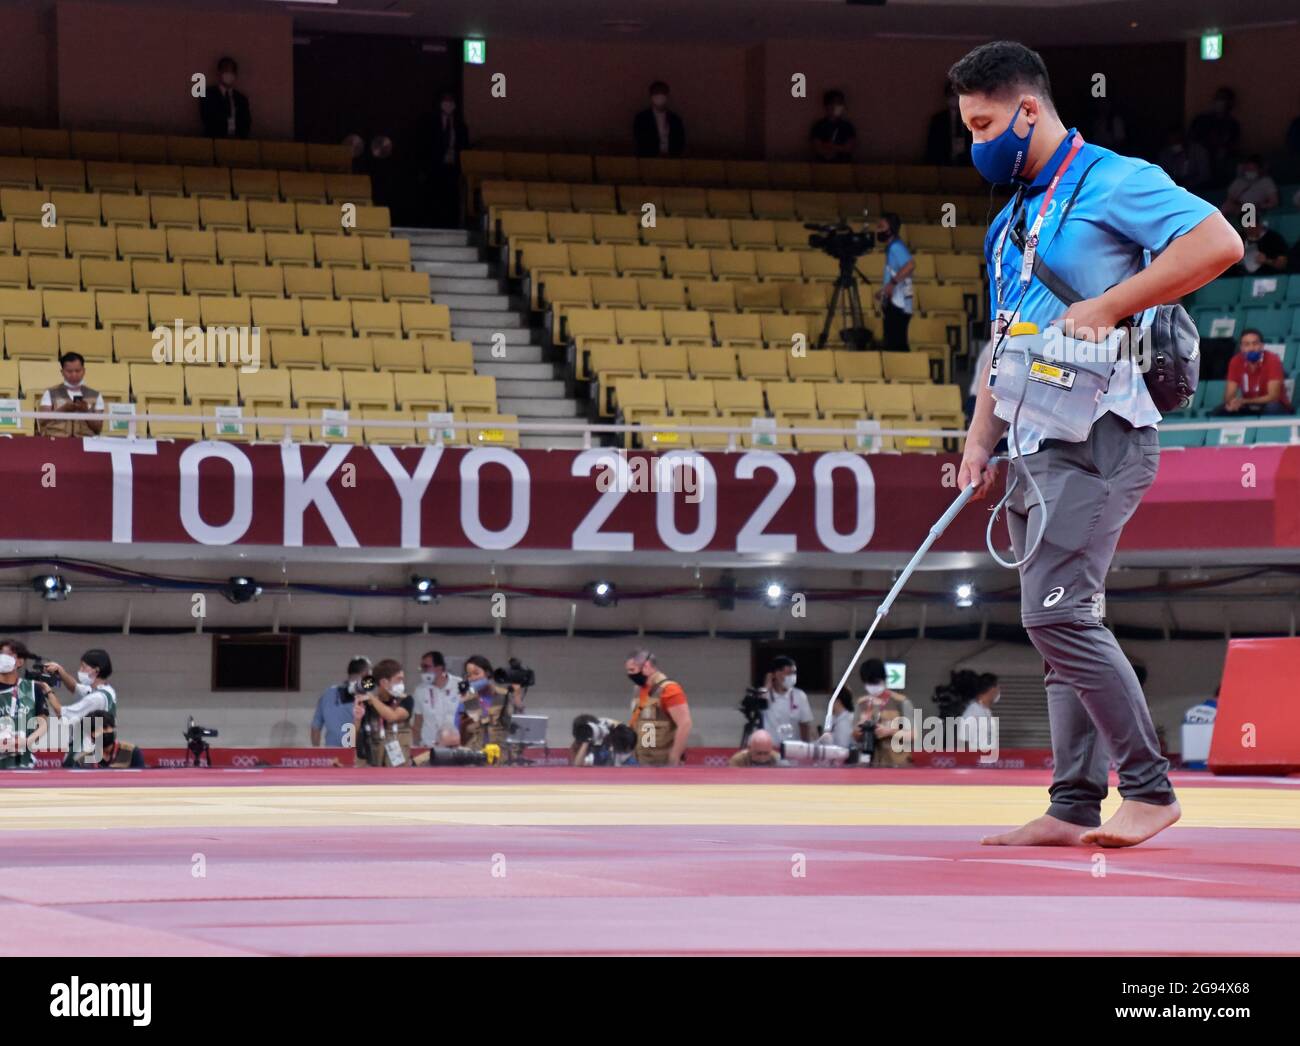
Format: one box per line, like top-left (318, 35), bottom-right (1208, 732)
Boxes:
top-left (1042, 587), bottom-right (1065, 608)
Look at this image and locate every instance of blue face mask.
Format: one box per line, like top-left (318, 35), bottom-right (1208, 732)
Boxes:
top-left (971, 98), bottom-right (1034, 185)
top-left (1245, 350), bottom-right (1264, 363)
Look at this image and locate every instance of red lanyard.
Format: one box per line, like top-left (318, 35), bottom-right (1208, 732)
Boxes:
top-left (993, 133), bottom-right (1086, 311)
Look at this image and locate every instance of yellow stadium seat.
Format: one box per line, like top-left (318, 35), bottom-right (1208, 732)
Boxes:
top-left (570, 184), bottom-right (617, 213)
top-left (706, 189), bottom-right (751, 218)
top-left (308, 143), bottom-right (354, 173)
top-left (0, 157), bottom-right (37, 190)
top-left (129, 362), bottom-right (184, 408)
top-left (214, 139), bottom-right (261, 170)
top-left (712, 313), bottom-right (763, 348)
top-left (684, 280), bottom-right (735, 313)
top-left (15, 222), bottom-right (66, 257)
top-left (66, 225), bottom-right (117, 259)
top-left (43, 290), bottom-right (96, 329)
top-left (714, 379), bottom-right (765, 421)
top-left (547, 213), bottom-right (594, 244)
top-left (315, 234), bottom-right (364, 269)
top-left (185, 366), bottom-right (238, 409)
top-left (380, 269), bottom-right (430, 304)
top-left (592, 213), bottom-right (639, 244)
top-left (640, 216), bottom-right (688, 248)
top-left (446, 373), bottom-right (497, 415)
top-left (359, 408), bottom-right (417, 445)
top-left (685, 218), bottom-right (732, 249)
top-left (49, 190), bottom-right (100, 225)
top-left (0, 255), bottom-right (27, 288)
top-left (664, 187), bottom-right (708, 216)
top-left (216, 230), bottom-right (267, 266)
top-left (661, 310), bottom-right (712, 346)
top-left (111, 329), bottom-right (158, 363)
top-left (261, 141), bottom-right (308, 171)
top-left (131, 260), bottom-right (183, 294)
top-left (422, 340), bottom-right (474, 374)
top-left (184, 262), bottom-right (234, 296)
top-left (591, 276), bottom-right (639, 310)
top-left (372, 338), bottom-right (424, 373)
top-left (750, 191), bottom-right (797, 220)
top-left (249, 202), bottom-right (299, 234)
top-left (59, 327), bottom-right (113, 364)
top-left (254, 407), bottom-right (312, 443)
top-left (613, 245), bottom-right (662, 278)
top-left (270, 334), bottom-right (323, 370)
top-left (235, 263), bottom-right (284, 299)
top-left (239, 368), bottom-right (292, 410)
top-left (764, 381), bottom-right (818, 418)
top-left (86, 161), bottom-right (136, 196)
top-left (363, 238), bottom-right (411, 270)
top-left (788, 350), bottom-right (837, 382)
top-left (166, 137), bottom-right (212, 166)
top-left (663, 247), bottom-right (711, 281)
top-left (725, 161), bottom-right (769, 189)
top-left (665, 377), bottom-right (717, 417)
top-left (761, 314), bottom-right (814, 350)
top-left (713, 249), bottom-right (759, 283)
top-left (396, 373), bottom-right (448, 414)
top-left (200, 294), bottom-right (252, 329)
top-left (816, 383), bottom-right (866, 420)
top-left (401, 302), bottom-right (451, 339)
top-left (283, 265), bottom-right (333, 300)
top-left (882, 352), bottom-right (933, 384)
top-left (34, 159), bottom-right (86, 192)
top-left (231, 168), bottom-right (280, 201)
top-left (151, 195), bottom-right (200, 229)
top-left (325, 174), bottom-right (372, 204)
top-left (29, 257), bottom-right (80, 291)
top-left (687, 346), bottom-right (737, 379)
top-left (279, 171), bottom-right (327, 204)
top-left (351, 301), bottom-right (400, 337)
top-left (731, 219), bottom-right (778, 251)
top-left (0, 288), bottom-right (43, 331)
top-left (463, 413), bottom-right (520, 448)
top-left (333, 268), bottom-right (384, 301)
top-left (98, 292), bottom-right (150, 333)
top-left (291, 368), bottom-right (344, 411)
top-left (863, 382), bottom-right (915, 421)
top-left (148, 292), bottom-right (201, 329)
top-left (639, 343), bottom-right (689, 379)
top-left (343, 370), bottom-right (396, 410)
top-left (166, 229), bottom-right (217, 263)
top-left (613, 308), bottom-right (664, 345)
top-left (183, 165), bottom-right (231, 199)
top-left (5, 325), bottom-right (58, 361)
top-left (272, 235), bottom-right (323, 272)
top-left (781, 283), bottom-right (828, 313)
top-left (795, 418), bottom-right (851, 452)
top-left (737, 348), bottom-right (789, 382)
top-left (102, 194), bottom-right (151, 228)
top-left (302, 299), bottom-right (354, 336)
top-left (199, 198), bottom-right (248, 231)
top-left (323, 335), bottom-right (376, 371)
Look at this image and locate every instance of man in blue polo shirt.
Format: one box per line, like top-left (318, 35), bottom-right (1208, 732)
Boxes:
top-left (953, 42), bottom-right (1242, 848)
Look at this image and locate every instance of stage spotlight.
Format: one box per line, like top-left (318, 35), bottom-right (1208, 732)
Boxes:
top-left (225, 576), bottom-right (262, 605)
top-left (763, 581), bottom-right (786, 608)
top-left (411, 575), bottom-right (438, 605)
top-left (32, 575), bottom-right (71, 602)
top-left (955, 582), bottom-right (975, 608)
top-left (588, 580), bottom-right (617, 607)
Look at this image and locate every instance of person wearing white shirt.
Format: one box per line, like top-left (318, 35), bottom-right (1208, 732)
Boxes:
top-left (43, 649), bottom-right (118, 760)
top-left (957, 673), bottom-right (1000, 747)
top-left (822, 690), bottom-right (857, 748)
top-left (760, 656), bottom-right (814, 744)
top-left (411, 650), bottom-right (462, 747)
top-left (37, 352), bottom-right (105, 438)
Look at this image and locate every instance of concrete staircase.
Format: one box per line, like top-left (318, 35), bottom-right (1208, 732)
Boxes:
top-left (394, 226), bottom-right (586, 450)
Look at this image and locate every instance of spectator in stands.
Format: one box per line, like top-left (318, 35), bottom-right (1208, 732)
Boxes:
top-left (633, 81), bottom-right (685, 158)
top-left (956, 672), bottom-right (1000, 747)
top-left (37, 352), bottom-right (104, 438)
top-left (875, 213), bottom-right (914, 351)
top-left (199, 56), bottom-right (251, 139)
top-left (354, 658), bottom-right (413, 767)
top-left (428, 90), bottom-right (469, 228)
top-left (1188, 86), bottom-right (1240, 186)
top-left (311, 656), bottom-right (370, 747)
top-left (729, 729), bottom-right (783, 767)
top-left (856, 659), bottom-right (912, 767)
top-left (810, 89), bottom-right (857, 164)
top-left (1234, 220), bottom-right (1289, 276)
top-left (42, 649), bottom-right (118, 765)
top-left (1156, 127), bottom-right (1211, 193)
top-left (926, 82), bottom-right (972, 167)
top-left (1221, 156), bottom-right (1279, 220)
top-left (625, 648), bottom-right (691, 765)
top-left (1213, 329), bottom-right (1291, 416)
top-left (1086, 97), bottom-right (1126, 152)
top-left (760, 656), bottom-right (814, 743)
top-left (0, 639), bottom-right (48, 769)
top-left (411, 650), bottom-right (461, 748)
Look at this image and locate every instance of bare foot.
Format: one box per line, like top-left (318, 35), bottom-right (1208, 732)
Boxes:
top-left (1080, 799), bottom-right (1181, 848)
top-left (981, 814), bottom-right (1089, 846)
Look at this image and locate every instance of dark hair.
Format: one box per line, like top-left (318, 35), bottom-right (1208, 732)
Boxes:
top-left (880, 212), bottom-right (901, 238)
top-left (59, 352), bottom-right (85, 368)
top-left (346, 656), bottom-right (370, 676)
top-left (421, 650), bottom-right (445, 668)
top-left (823, 89), bottom-right (845, 108)
top-left (770, 655), bottom-right (796, 673)
top-left (860, 658), bottom-right (886, 685)
top-left (648, 81), bottom-right (669, 95)
top-left (217, 56), bottom-right (238, 74)
top-left (372, 658), bottom-right (402, 683)
top-left (1239, 328), bottom-right (1264, 343)
top-left (0, 638), bottom-right (31, 659)
top-left (82, 648), bottom-right (113, 680)
top-left (464, 654), bottom-right (494, 678)
top-left (975, 672), bottom-right (998, 695)
top-left (948, 40), bottom-right (1053, 107)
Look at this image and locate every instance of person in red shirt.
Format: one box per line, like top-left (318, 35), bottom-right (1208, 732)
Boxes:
top-left (1214, 328), bottom-right (1291, 415)
top-left (625, 649), bottom-right (692, 766)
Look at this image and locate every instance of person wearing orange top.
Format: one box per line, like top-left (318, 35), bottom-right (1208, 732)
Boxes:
top-left (625, 649), bottom-right (691, 766)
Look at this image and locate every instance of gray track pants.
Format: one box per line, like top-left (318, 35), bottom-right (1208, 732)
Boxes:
top-left (1005, 412), bottom-right (1176, 827)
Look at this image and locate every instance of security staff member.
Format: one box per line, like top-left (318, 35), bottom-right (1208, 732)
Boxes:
top-left (953, 42), bottom-right (1242, 848)
top-left (625, 649), bottom-right (691, 766)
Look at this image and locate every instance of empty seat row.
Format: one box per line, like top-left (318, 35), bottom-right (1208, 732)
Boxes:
top-left (0, 165), bottom-right (370, 203)
top-left (0, 291), bottom-right (451, 342)
top-left (0, 223), bottom-right (410, 268)
top-left (0, 256), bottom-right (426, 300)
top-left (484, 182), bottom-right (989, 228)
top-left (1187, 274), bottom-right (1300, 310)
top-left (0, 128), bottom-right (353, 172)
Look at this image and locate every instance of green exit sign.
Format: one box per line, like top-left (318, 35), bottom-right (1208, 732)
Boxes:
top-left (1200, 31), bottom-right (1223, 61)
top-left (464, 39), bottom-right (486, 65)
top-left (885, 662), bottom-right (906, 690)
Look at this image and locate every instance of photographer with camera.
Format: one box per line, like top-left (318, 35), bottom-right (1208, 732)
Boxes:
top-left (311, 656), bottom-right (370, 747)
top-left (625, 649), bottom-right (691, 767)
top-left (40, 649), bottom-right (117, 765)
top-left (874, 213), bottom-right (915, 351)
top-left (570, 714), bottom-right (639, 767)
top-left (760, 656), bottom-right (814, 744)
top-left (411, 650), bottom-right (461, 748)
top-left (0, 639), bottom-right (50, 769)
top-left (456, 655), bottom-right (517, 754)
top-left (353, 659), bottom-right (413, 767)
top-left (856, 659), bottom-right (913, 768)
top-left (729, 729), bottom-right (785, 767)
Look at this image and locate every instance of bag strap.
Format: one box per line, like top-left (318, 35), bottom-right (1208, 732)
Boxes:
top-left (1009, 155), bottom-right (1106, 308)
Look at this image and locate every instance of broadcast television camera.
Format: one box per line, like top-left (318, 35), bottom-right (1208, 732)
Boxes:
top-left (806, 221), bottom-right (875, 261)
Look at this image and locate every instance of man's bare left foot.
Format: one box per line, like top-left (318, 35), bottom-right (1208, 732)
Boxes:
top-left (1080, 799), bottom-right (1181, 848)
top-left (981, 814), bottom-right (1089, 846)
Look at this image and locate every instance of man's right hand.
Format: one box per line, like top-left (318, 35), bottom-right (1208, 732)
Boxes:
top-left (958, 446), bottom-right (999, 501)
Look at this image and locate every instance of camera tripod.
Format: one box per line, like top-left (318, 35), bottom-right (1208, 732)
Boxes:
top-left (817, 254), bottom-right (876, 350)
